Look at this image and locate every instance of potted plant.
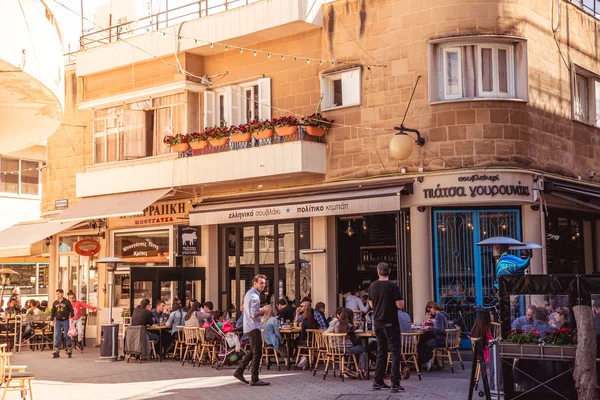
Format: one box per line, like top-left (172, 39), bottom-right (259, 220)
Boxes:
top-left (251, 119), bottom-right (274, 140)
top-left (230, 123), bottom-right (252, 143)
top-left (273, 116), bottom-right (300, 137)
top-left (163, 133), bottom-right (189, 152)
top-left (186, 131), bottom-right (208, 150)
top-left (302, 113), bottom-right (334, 137)
top-left (498, 328), bottom-right (577, 360)
top-left (205, 126), bottom-right (229, 147)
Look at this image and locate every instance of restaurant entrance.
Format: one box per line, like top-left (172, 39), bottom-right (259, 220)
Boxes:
top-left (336, 211), bottom-right (412, 315)
top-left (219, 220), bottom-right (311, 316)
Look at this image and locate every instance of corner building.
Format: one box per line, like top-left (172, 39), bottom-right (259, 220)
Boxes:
top-left (28, 0), bottom-right (600, 342)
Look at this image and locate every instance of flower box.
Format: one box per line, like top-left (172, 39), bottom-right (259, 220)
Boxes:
top-left (230, 132), bottom-right (252, 143)
top-left (189, 140), bottom-right (208, 150)
top-left (305, 126), bottom-right (326, 137)
top-left (209, 137), bottom-right (228, 147)
top-left (253, 129), bottom-right (273, 140)
top-left (171, 143), bottom-right (190, 152)
top-left (498, 342), bottom-right (576, 361)
top-left (276, 126), bottom-right (298, 137)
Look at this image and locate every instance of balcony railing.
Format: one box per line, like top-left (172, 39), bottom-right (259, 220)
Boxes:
top-left (80, 0), bottom-right (261, 50)
top-left (569, 0), bottom-right (600, 19)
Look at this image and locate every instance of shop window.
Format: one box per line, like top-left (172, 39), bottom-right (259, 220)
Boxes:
top-left (571, 64), bottom-right (600, 126)
top-left (0, 157), bottom-right (41, 196)
top-left (545, 213), bottom-right (586, 274)
top-left (113, 230), bottom-right (170, 264)
top-left (204, 78), bottom-right (271, 128)
top-left (320, 67), bottom-right (361, 110)
top-left (429, 37), bottom-right (527, 103)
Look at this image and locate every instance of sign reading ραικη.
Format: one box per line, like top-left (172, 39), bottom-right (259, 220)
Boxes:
top-left (177, 225), bottom-right (201, 256)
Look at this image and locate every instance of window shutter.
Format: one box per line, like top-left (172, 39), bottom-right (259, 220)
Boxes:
top-left (319, 76), bottom-right (330, 110)
top-left (258, 78), bottom-right (271, 120)
top-left (203, 91), bottom-right (215, 128)
top-left (187, 92), bottom-right (200, 133)
top-left (230, 85), bottom-right (241, 125)
top-left (341, 69), bottom-right (361, 107)
top-left (123, 109), bottom-right (146, 159)
top-left (594, 80), bottom-right (600, 127)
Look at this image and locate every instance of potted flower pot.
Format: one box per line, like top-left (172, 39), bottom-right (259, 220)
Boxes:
top-left (253, 129), bottom-right (274, 140)
top-left (305, 126), bottom-right (326, 137)
top-left (230, 132), bottom-right (252, 143)
top-left (171, 143), bottom-right (190, 152)
top-left (276, 126), bottom-right (298, 137)
top-left (189, 140), bottom-right (208, 150)
top-left (209, 137), bottom-right (228, 147)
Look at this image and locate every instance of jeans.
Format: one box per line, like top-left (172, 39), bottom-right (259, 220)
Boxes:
top-left (73, 317), bottom-right (84, 342)
top-left (54, 319), bottom-right (72, 349)
top-left (148, 332), bottom-right (159, 343)
top-left (423, 338), bottom-right (445, 363)
top-left (235, 329), bottom-right (262, 382)
top-left (374, 324), bottom-right (401, 386)
top-left (350, 344), bottom-right (367, 370)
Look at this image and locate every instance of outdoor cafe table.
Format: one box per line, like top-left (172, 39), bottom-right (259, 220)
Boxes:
top-left (147, 325), bottom-right (168, 361)
top-left (280, 327), bottom-right (301, 370)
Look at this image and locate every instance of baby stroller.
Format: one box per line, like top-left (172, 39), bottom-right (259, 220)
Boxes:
top-left (204, 319), bottom-right (246, 370)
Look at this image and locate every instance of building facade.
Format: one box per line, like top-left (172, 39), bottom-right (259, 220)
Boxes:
top-left (32, 0), bottom-right (600, 342)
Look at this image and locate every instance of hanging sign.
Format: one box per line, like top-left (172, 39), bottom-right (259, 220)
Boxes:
top-left (177, 225), bottom-right (201, 256)
top-left (74, 238), bottom-right (101, 256)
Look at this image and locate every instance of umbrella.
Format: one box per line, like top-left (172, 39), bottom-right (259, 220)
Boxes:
top-left (476, 237), bottom-right (524, 246)
top-left (509, 242), bottom-right (544, 250)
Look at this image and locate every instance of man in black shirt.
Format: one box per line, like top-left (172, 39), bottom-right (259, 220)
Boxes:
top-left (368, 262), bottom-right (405, 393)
top-left (276, 298), bottom-right (295, 322)
top-left (132, 298), bottom-right (159, 343)
top-left (51, 289), bottom-right (74, 358)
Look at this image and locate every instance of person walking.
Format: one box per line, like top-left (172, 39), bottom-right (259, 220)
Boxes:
top-left (233, 274), bottom-right (269, 386)
top-left (368, 262), bottom-right (405, 393)
top-left (51, 289), bottom-right (74, 358)
top-left (67, 291), bottom-right (100, 352)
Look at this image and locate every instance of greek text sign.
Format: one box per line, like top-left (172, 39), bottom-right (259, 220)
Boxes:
top-left (109, 199), bottom-right (191, 228)
top-left (177, 225), bottom-right (201, 256)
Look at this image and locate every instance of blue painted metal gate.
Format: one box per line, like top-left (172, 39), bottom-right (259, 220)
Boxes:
top-left (433, 209), bottom-right (521, 329)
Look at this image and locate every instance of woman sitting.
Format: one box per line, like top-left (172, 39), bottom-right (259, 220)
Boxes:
top-left (184, 302), bottom-right (201, 327)
top-left (422, 301), bottom-right (449, 371)
top-left (550, 307), bottom-right (570, 330)
top-left (324, 307), bottom-right (367, 379)
top-left (296, 305), bottom-right (319, 369)
top-left (262, 304), bottom-right (284, 363)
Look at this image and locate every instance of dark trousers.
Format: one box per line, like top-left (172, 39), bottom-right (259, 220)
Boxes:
top-left (235, 329), bottom-right (262, 382)
top-left (374, 324), bottom-right (401, 386)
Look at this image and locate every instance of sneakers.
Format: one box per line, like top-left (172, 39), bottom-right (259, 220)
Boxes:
top-left (359, 369), bottom-right (366, 380)
top-left (297, 356), bottom-right (308, 369)
top-left (343, 368), bottom-right (357, 379)
top-left (52, 348), bottom-right (60, 359)
top-left (233, 370), bottom-right (249, 384)
top-left (391, 384), bottom-right (406, 393)
top-left (426, 360), bottom-right (433, 371)
top-left (77, 342), bottom-right (84, 352)
top-left (250, 380), bottom-right (270, 386)
top-left (372, 381), bottom-right (391, 390)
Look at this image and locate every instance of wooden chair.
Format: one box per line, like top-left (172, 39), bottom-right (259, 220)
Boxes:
top-left (0, 351), bottom-right (34, 400)
top-left (322, 333), bottom-right (361, 382)
top-left (0, 317), bottom-right (18, 352)
top-left (432, 328), bottom-right (464, 373)
top-left (197, 327), bottom-right (219, 366)
top-left (260, 329), bottom-right (281, 371)
top-left (295, 329), bottom-right (319, 370)
top-left (470, 338), bottom-right (481, 387)
top-left (491, 322), bottom-right (501, 339)
top-left (180, 327), bottom-right (200, 366)
top-left (0, 344), bottom-right (27, 373)
top-left (386, 332), bottom-right (422, 380)
top-left (171, 326), bottom-right (185, 362)
top-left (312, 330), bottom-right (328, 375)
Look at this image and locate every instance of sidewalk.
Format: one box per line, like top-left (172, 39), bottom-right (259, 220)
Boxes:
top-left (10, 348), bottom-right (472, 400)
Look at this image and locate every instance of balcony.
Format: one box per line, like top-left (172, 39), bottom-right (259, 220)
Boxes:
top-left (75, 131), bottom-right (327, 198)
top-left (76, 0), bottom-right (324, 77)
top-left (0, 0), bottom-right (64, 153)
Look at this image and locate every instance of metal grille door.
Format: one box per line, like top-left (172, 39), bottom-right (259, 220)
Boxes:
top-left (433, 209), bottom-right (521, 323)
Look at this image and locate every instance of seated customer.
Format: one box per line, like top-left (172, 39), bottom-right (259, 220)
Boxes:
top-left (131, 298), bottom-right (159, 343)
top-left (166, 302), bottom-right (186, 339)
top-left (550, 307), bottom-right (570, 330)
top-left (277, 298), bottom-right (295, 323)
top-left (295, 299), bottom-right (327, 329)
top-left (296, 305), bottom-right (319, 369)
top-left (325, 307), bottom-right (366, 379)
top-left (345, 289), bottom-right (369, 313)
top-left (422, 301), bottom-right (449, 371)
top-left (151, 300), bottom-right (166, 325)
top-left (522, 308), bottom-right (553, 335)
top-left (397, 309), bottom-right (412, 334)
top-left (262, 305), bottom-right (282, 352)
top-left (512, 305), bottom-right (536, 331)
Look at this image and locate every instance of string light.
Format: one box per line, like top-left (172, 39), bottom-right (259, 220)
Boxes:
top-left (209, 42), bottom-right (213, 48)
top-left (239, 48), bottom-right (244, 54)
top-left (267, 52), bottom-right (271, 59)
top-left (253, 50), bottom-right (257, 56)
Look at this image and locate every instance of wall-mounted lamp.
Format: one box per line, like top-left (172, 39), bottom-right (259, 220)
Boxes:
top-left (90, 219), bottom-right (106, 239)
top-left (44, 236), bottom-right (52, 247)
top-left (389, 124), bottom-right (425, 160)
top-left (345, 220), bottom-right (355, 237)
top-left (362, 219), bottom-right (369, 233)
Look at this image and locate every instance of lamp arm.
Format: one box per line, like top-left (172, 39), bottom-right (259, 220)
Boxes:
top-left (394, 124), bottom-right (425, 146)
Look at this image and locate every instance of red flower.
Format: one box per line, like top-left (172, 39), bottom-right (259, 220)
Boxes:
top-left (559, 327), bottom-right (573, 334)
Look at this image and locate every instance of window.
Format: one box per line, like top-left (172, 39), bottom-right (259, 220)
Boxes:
top-left (320, 67), bottom-right (361, 110)
top-left (429, 38), bottom-right (527, 103)
top-left (93, 93), bottom-right (188, 164)
top-left (571, 65), bottom-right (600, 126)
top-left (204, 78), bottom-right (271, 128)
top-left (0, 158), bottom-right (41, 196)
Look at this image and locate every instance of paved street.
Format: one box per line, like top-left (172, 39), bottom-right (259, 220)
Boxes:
top-left (9, 347), bottom-right (473, 400)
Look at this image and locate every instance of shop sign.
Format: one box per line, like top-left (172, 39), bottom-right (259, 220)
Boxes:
top-left (55, 199), bottom-right (68, 208)
top-left (422, 173), bottom-right (531, 200)
top-left (109, 199), bottom-right (191, 228)
top-left (176, 225), bottom-right (201, 256)
top-left (119, 239), bottom-right (163, 258)
top-left (74, 238), bottom-right (101, 256)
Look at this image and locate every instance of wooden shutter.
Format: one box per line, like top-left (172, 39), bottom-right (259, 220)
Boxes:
top-left (204, 91), bottom-right (215, 128)
top-left (258, 77), bottom-right (271, 120)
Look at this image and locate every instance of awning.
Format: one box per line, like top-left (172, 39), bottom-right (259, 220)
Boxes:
top-left (544, 179), bottom-right (600, 212)
top-left (52, 188), bottom-right (171, 223)
top-left (0, 220), bottom-right (79, 258)
top-left (190, 186), bottom-right (406, 225)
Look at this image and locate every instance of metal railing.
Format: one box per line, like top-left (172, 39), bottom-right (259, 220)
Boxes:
top-left (569, 0), bottom-right (600, 18)
top-left (80, 0), bottom-right (260, 50)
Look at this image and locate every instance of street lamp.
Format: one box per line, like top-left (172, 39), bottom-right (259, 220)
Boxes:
top-left (0, 269), bottom-right (17, 307)
top-left (97, 257), bottom-right (124, 324)
top-left (389, 125), bottom-right (425, 160)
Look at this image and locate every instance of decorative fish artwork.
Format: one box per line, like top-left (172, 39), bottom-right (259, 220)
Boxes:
top-left (494, 254), bottom-right (531, 289)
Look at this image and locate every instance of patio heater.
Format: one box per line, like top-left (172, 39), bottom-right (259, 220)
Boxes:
top-left (0, 269), bottom-right (17, 308)
top-left (96, 257), bottom-right (124, 361)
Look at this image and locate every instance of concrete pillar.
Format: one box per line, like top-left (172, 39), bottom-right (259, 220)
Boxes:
top-left (199, 225), bottom-right (219, 304)
top-left (410, 206), bottom-right (433, 320)
top-left (522, 205), bottom-right (544, 274)
top-left (310, 216), bottom-right (337, 314)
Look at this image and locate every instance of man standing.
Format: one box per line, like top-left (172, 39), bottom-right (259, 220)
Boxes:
top-left (369, 262), bottom-right (405, 393)
top-left (233, 274), bottom-right (269, 386)
top-left (51, 289), bottom-right (74, 358)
